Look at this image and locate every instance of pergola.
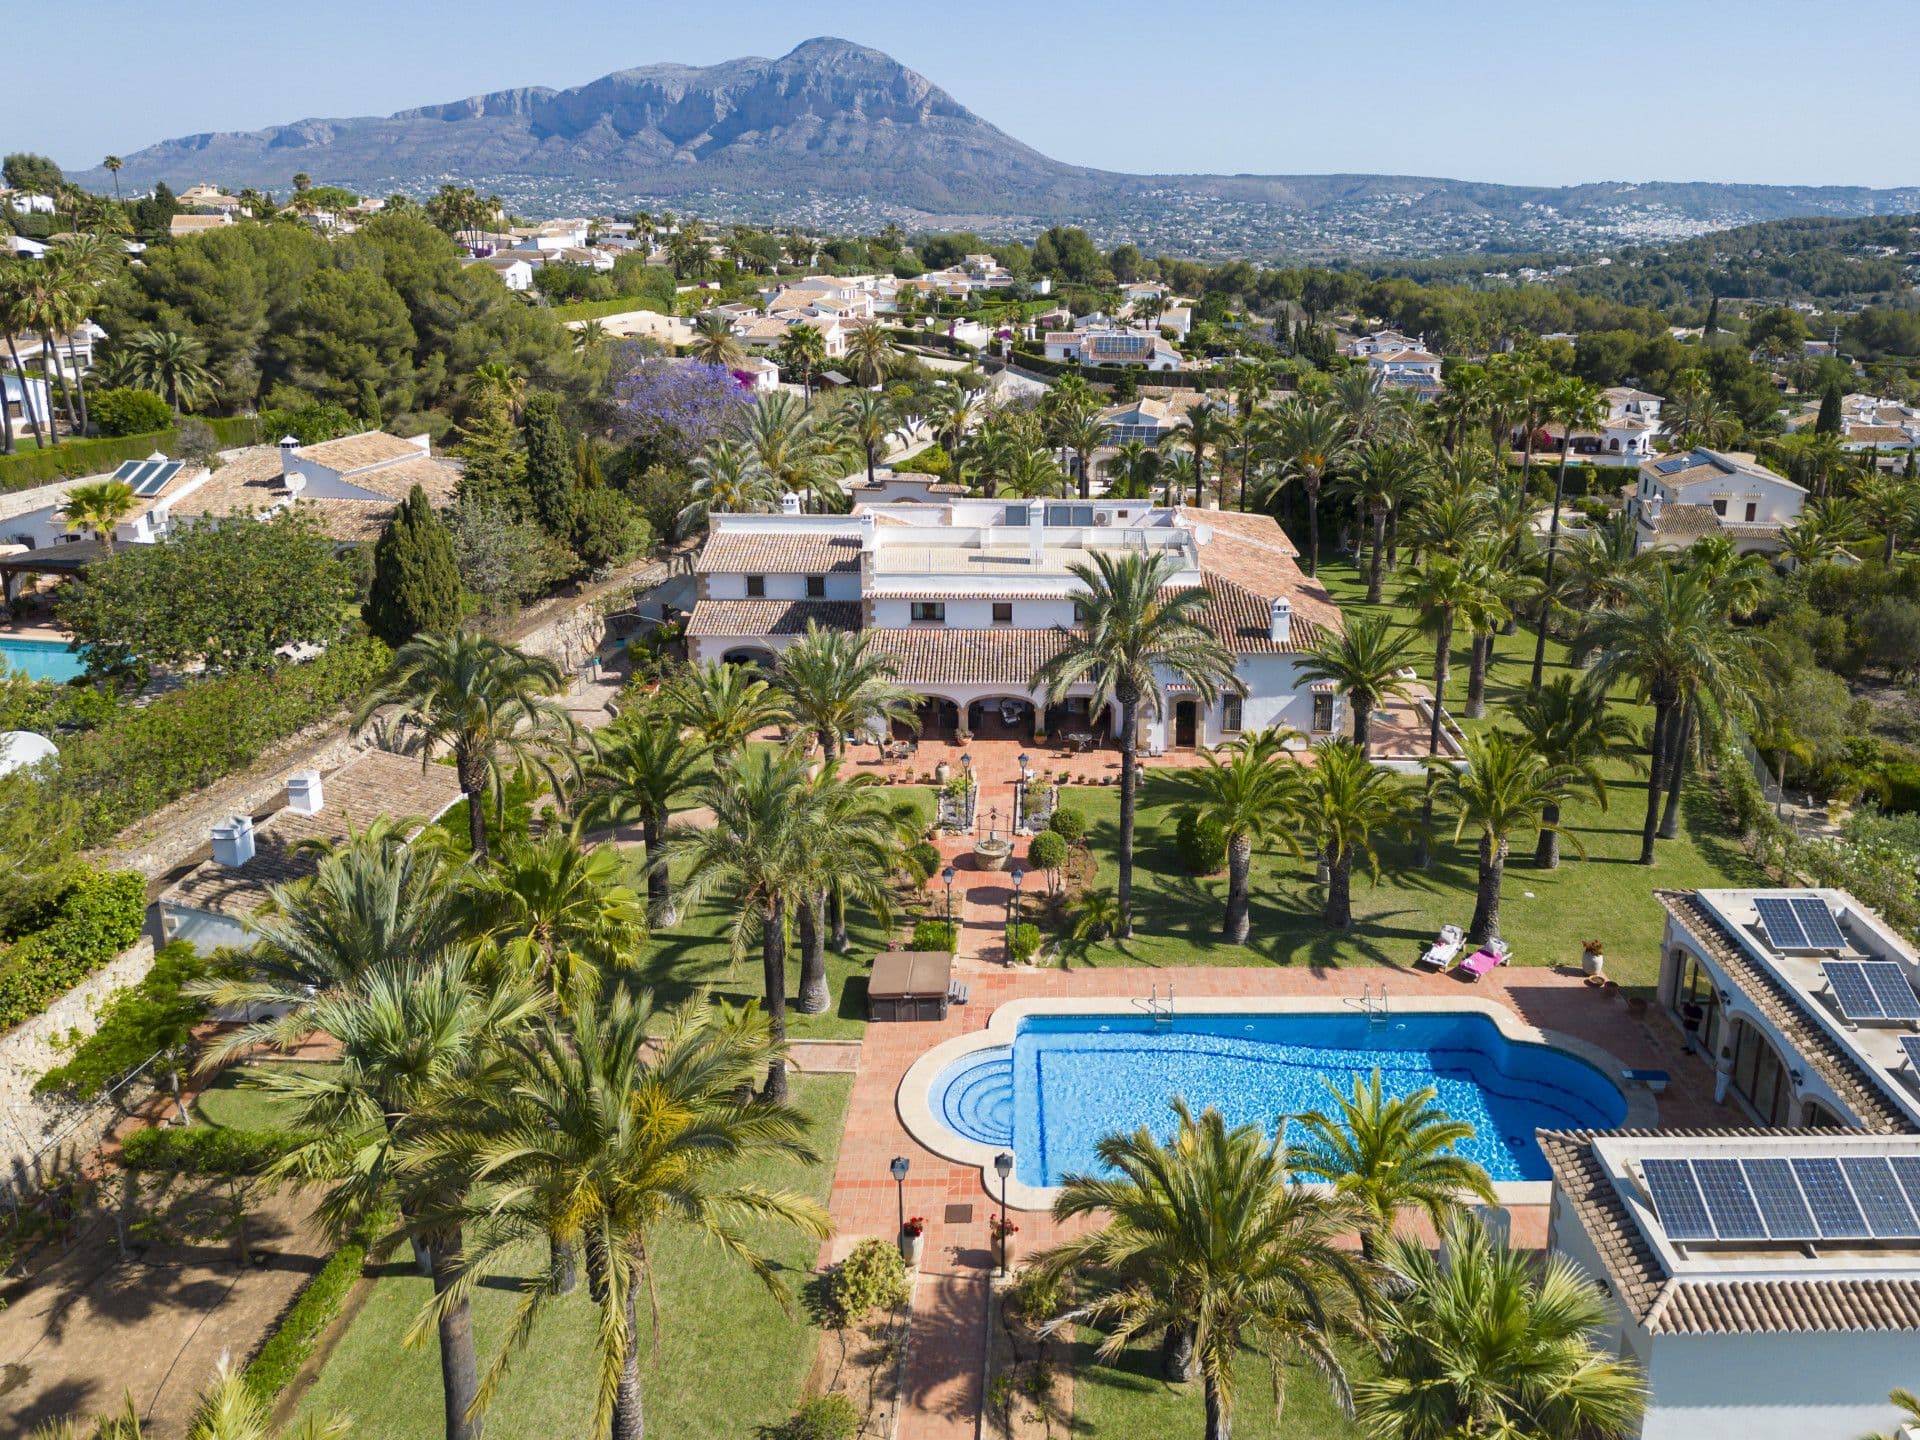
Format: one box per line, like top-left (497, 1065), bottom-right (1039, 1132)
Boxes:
top-left (0, 540), bottom-right (102, 603)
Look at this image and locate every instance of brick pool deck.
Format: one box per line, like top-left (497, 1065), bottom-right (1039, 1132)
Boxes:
top-left (825, 960), bottom-right (1727, 1440)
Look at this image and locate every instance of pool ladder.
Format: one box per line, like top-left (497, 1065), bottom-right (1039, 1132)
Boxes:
top-left (1351, 982), bottom-right (1390, 1026)
top-left (1135, 982), bottom-right (1175, 1026)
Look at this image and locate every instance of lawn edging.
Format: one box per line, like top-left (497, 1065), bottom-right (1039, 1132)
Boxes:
top-left (244, 1213), bottom-right (383, 1407)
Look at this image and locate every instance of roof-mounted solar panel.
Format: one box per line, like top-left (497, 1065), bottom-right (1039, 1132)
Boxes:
top-left (1791, 1157), bottom-right (1872, 1239)
top-left (1864, 963), bottom-right (1920, 1021)
top-left (1890, 1155), bottom-right (1920, 1215)
top-left (1824, 961), bottom-right (1885, 1022)
top-left (1643, 1158), bottom-right (1715, 1241)
top-left (1756, 896), bottom-right (1811, 949)
top-left (129, 461), bottom-right (180, 497)
top-left (1691, 1158), bottom-right (1767, 1241)
top-left (1790, 897), bottom-right (1848, 950)
top-left (1900, 1036), bottom-right (1920, 1072)
top-left (1740, 1157), bottom-right (1820, 1242)
top-left (1842, 1157), bottom-right (1920, 1239)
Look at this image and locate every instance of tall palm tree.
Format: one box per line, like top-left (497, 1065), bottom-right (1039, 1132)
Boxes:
top-left (677, 438), bottom-right (781, 536)
top-left (1302, 739), bottom-right (1410, 930)
top-left (463, 361), bottom-right (524, 420)
top-left (1034, 551), bottom-right (1237, 938)
top-left (1032, 1101), bottom-right (1377, 1440)
top-left (689, 312), bottom-right (744, 368)
top-left (1429, 729), bottom-right (1575, 942)
top-left (1296, 612), bottom-right (1421, 753)
top-left (129, 327), bottom-right (217, 415)
top-left (353, 632), bottom-right (581, 862)
top-left (1558, 510), bottom-right (1649, 612)
top-left (577, 712), bottom-right (707, 922)
top-left (13, 256), bottom-right (86, 436)
top-left (1851, 469), bottom-right (1920, 563)
top-left (1055, 407), bottom-right (1110, 500)
top-left (791, 765), bottom-right (903, 1008)
top-left (1529, 376), bottom-right (1607, 691)
top-left (1458, 541), bottom-right (1527, 721)
top-left (659, 658), bottom-right (789, 755)
top-left (458, 826), bottom-right (645, 993)
top-left (413, 981), bottom-right (831, 1440)
top-left (1504, 676), bottom-right (1640, 868)
top-left (1357, 1216), bottom-right (1646, 1440)
top-left (0, 260), bottom-right (49, 450)
top-left (1398, 555), bottom-right (1482, 868)
top-left (1257, 399), bottom-right (1355, 578)
top-left (844, 321), bottom-right (895, 387)
top-left (772, 622), bottom-right (916, 758)
top-left (735, 390), bottom-right (835, 503)
top-left (774, 323), bottom-right (828, 403)
top-left (1175, 399), bottom-right (1230, 506)
top-left (1158, 451), bottom-right (1197, 509)
top-left (1225, 357), bottom-right (1271, 510)
top-left (61, 478), bottom-right (137, 553)
top-left (1105, 437), bottom-right (1161, 499)
top-left (1291, 1071), bottom-right (1497, 1260)
top-left (837, 387), bottom-right (894, 485)
top-left (1169, 731), bottom-right (1306, 943)
top-left (102, 154), bottom-right (124, 202)
top-left (1339, 441), bottom-right (1429, 602)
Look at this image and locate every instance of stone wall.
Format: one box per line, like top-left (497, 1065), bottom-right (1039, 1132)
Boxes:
top-left (0, 938), bottom-right (158, 1199)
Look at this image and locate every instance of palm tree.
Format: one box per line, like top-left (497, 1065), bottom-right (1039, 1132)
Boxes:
top-left (1295, 612), bottom-right (1421, 753)
top-left (1398, 555), bottom-right (1483, 868)
top-left (772, 621), bottom-right (916, 758)
top-left (791, 765), bottom-right (903, 1008)
top-left (1865, 1388), bottom-right (1920, 1440)
top-left (1257, 399), bottom-right (1354, 578)
top-left (1504, 676), bottom-right (1640, 868)
top-left (12, 256), bottom-right (86, 436)
top-left (1105, 437), bottom-right (1161, 499)
top-left (102, 154), bottom-right (123, 203)
top-left (1032, 1101), bottom-right (1377, 1440)
top-left (666, 746), bottom-right (827, 1101)
top-left (0, 260), bottom-right (49, 450)
top-left (844, 321), bottom-right (895, 387)
top-left (1158, 451), bottom-right (1197, 509)
top-left (1851, 470), bottom-right (1920, 563)
top-left (837, 387), bottom-right (895, 486)
top-left (1169, 731), bottom-right (1305, 943)
top-left (61, 478), bottom-right (137, 553)
top-left (1291, 1070), bottom-right (1497, 1260)
top-left (414, 981), bottom-right (831, 1440)
top-left (1429, 729), bottom-right (1574, 942)
top-left (1357, 1215), bottom-right (1646, 1440)
top-left (1055, 408), bottom-right (1110, 500)
top-left (1529, 377), bottom-right (1607, 691)
top-left (659, 658), bottom-right (789, 755)
top-left (463, 361), bottom-right (524, 420)
top-left (352, 632), bottom-right (581, 862)
top-left (677, 438), bottom-right (781, 536)
top-left (1340, 441), bottom-right (1428, 602)
top-left (1558, 510), bottom-right (1649, 612)
top-left (1302, 739), bottom-right (1410, 930)
top-left (1175, 399), bottom-right (1230, 506)
top-left (775, 324), bottom-right (828, 403)
top-left (181, 1355), bottom-right (351, 1439)
top-left (129, 327), bottom-right (216, 415)
top-left (578, 713), bottom-right (707, 922)
top-left (689, 312), bottom-right (744, 368)
top-left (459, 826), bottom-right (645, 993)
top-left (1457, 541), bottom-right (1526, 721)
top-left (1034, 551), bottom-right (1237, 938)
top-left (1224, 357), bottom-right (1271, 509)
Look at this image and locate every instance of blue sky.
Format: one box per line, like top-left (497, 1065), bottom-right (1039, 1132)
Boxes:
top-left (7, 0), bottom-right (1914, 188)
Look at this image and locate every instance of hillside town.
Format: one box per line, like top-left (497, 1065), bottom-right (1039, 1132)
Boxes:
top-left (4, 56), bottom-right (1920, 1440)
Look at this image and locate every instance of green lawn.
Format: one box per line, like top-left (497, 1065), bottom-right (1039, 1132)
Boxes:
top-left (294, 1072), bottom-right (853, 1439)
top-left (1070, 1333), bottom-right (1372, 1439)
top-left (192, 1063), bottom-right (323, 1131)
top-left (1040, 560), bottom-right (1758, 991)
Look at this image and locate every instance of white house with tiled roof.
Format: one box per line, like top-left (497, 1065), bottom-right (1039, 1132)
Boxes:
top-left (1789, 394), bottom-right (1920, 454)
top-left (1628, 449), bottom-right (1805, 555)
top-left (1043, 329), bottom-right (1183, 371)
top-left (687, 498), bottom-right (1350, 752)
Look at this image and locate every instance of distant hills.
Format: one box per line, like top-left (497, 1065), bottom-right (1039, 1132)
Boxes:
top-left (70, 38), bottom-right (1920, 260)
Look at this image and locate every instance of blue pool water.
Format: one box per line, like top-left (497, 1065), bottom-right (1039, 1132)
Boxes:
top-left (0, 638), bottom-right (85, 683)
top-left (931, 1011), bottom-right (1627, 1187)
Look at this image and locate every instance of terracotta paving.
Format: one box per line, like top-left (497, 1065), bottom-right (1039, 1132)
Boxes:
top-left (824, 960), bottom-right (1729, 1440)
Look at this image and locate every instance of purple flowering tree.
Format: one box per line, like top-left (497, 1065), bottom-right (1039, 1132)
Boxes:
top-left (614, 354), bottom-right (753, 455)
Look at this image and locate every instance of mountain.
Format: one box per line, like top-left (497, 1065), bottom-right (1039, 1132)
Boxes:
top-left (70, 38), bottom-right (1920, 260)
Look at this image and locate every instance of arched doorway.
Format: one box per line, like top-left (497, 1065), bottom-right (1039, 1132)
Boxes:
top-left (968, 696), bottom-right (1034, 742)
top-left (901, 698), bottom-right (960, 741)
top-left (1728, 1018), bottom-right (1796, 1127)
top-left (1801, 1096), bottom-right (1848, 1129)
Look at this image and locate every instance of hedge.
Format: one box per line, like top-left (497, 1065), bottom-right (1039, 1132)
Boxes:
top-left (53, 636), bottom-right (391, 845)
top-left (119, 1123), bottom-right (301, 1176)
top-left (0, 416), bottom-right (263, 491)
top-left (35, 941), bottom-right (212, 1099)
top-left (0, 868), bottom-right (148, 1033)
top-left (550, 294), bottom-right (676, 323)
top-left (242, 1216), bottom-right (382, 1403)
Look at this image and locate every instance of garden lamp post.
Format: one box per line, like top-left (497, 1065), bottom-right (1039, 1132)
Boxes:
top-left (1009, 867), bottom-right (1025, 929)
top-left (1017, 752), bottom-right (1030, 782)
top-left (942, 864), bottom-right (955, 926)
top-left (993, 1151), bottom-right (1014, 1275)
top-left (890, 1155), bottom-right (910, 1240)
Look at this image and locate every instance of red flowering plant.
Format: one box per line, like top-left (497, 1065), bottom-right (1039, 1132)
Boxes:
top-left (902, 1215), bottom-right (926, 1238)
top-left (989, 1213), bottom-right (1018, 1240)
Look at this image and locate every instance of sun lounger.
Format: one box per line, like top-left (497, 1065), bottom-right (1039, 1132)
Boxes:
top-left (1621, 1068), bottom-right (1669, 1093)
top-left (1419, 924), bottom-right (1466, 970)
top-left (1460, 940), bottom-right (1511, 981)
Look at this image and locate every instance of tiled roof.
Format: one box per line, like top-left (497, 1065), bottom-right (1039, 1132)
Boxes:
top-left (685, 599), bottom-right (859, 637)
top-left (159, 750), bottom-right (462, 920)
top-left (1649, 503), bottom-right (1725, 540)
top-left (1186, 517), bottom-right (1344, 654)
top-left (865, 628), bottom-right (1074, 689)
top-left (1539, 1128), bottom-right (1920, 1335)
top-left (338, 453), bottom-right (460, 506)
top-left (695, 532), bottom-right (862, 575)
top-left (1655, 889), bottom-right (1912, 1133)
top-left (297, 432), bottom-right (427, 472)
top-left (170, 447), bottom-right (457, 542)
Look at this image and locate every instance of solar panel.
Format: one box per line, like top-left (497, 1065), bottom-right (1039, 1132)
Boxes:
top-left (1842, 1157), bottom-right (1920, 1239)
top-left (1826, 961), bottom-right (1886, 1022)
top-left (1791, 897), bottom-right (1848, 950)
top-left (1903, 1036), bottom-right (1920, 1072)
top-left (111, 460), bottom-right (144, 483)
top-left (1755, 896), bottom-right (1811, 949)
top-left (1792, 1157), bottom-right (1872, 1239)
top-left (1863, 963), bottom-right (1920, 1021)
top-left (1891, 1156), bottom-right (1920, 1216)
top-left (1741, 1157), bottom-right (1820, 1241)
top-left (1692, 1158), bottom-right (1768, 1241)
top-left (129, 461), bottom-right (180, 497)
top-left (1643, 1158), bottom-right (1715, 1241)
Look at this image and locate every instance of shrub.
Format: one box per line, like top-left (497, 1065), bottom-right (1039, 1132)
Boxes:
top-left (892, 446), bottom-right (950, 475)
top-left (1008, 1264), bottom-right (1064, 1328)
top-left (829, 1237), bottom-right (909, 1325)
top-left (1006, 922), bottom-right (1042, 963)
top-left (1175, 811), bottom-right (1228, 874)
top-left (1880, 761), bottom-right (1920, 814)
top-left (242, 1217), bottom-right (380, 1401)
top-left (910, 919), bottom-right (957, 952)
top-left (1045, 808), bottom-right (1087, 845)
top-left (0, 416), bottom-right (260, 491)
top-left (903, 840), bottom-right (942, 885)
top-left (119, 1123), bottom-right (301, 1175)
top-left (90, 387), bottom-right (172, 437)
top-left (35, 941), bottom-right (214, 1098)
top-left (1027, 830), bottom-right (1068, 881)
top-left (781, 1395), bottom-right (861, 1440)
top-left (0, 868), bottom-right (147, 1031)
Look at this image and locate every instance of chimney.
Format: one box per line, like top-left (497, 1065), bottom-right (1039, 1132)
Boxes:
top-left (210, 814), bottom-right (256, 868)
top-left (860, 512), bottom-right (878, 552)
top-left (1269, 596), bottom-right (1292, 645)
top-left (278, 435), bottom-right (299, 477)
top-left (286, 768), bottom-right (324, 815)
top-left (780, 492), bottom-right (802, 515)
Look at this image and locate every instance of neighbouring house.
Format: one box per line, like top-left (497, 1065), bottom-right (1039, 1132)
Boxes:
top-left (551, 245), bottom-right (616, 272)
top-left (686, 498), bottom-right (1360, 754)
top-left (511, 219), bottom-right (591, 253)
top-left (177, 183), bottom-right (244, 214)
top-left (464, 252), bottom-right (537, 291)
top-left (3, 372), bottom-right (51, 430)
top-left (1156, 305), bottom-right (1192, 340)
top-left (1098, 396), bottom-right (1182, 446)
top-left (168, 213), bottom-right (232, 238)
top-left (2, 190), bottom-right (56, 215)
top-left (1043, 329), bottom-right (1184, 371)
top-left (1364, 346), bottom-right (1444, 398)
top-left (6, 235), bottom-right (49, 259)
top-left (1628, 449), bottom-right (1805, 554)
top-left (1788, 394), bottom-right (1920, 453)
top-left (8, 322), bottom-right (108, 379)
top-left (1528, 386), bottom-right (1665, 465)
top-left (1, 453), bottom-right (209, 552)
top-left (167, 431), bottom-right (460, 544)
top-left (1342, 328), bottom-right (1424, 359)
top-left (841, 472), bottom-right (970, 505)
top-left (731, 355), bottom-right (780, 393)
top-left (573, 309), bottom-right (695, 347)
top-left (157, 751), bottom-right (463, 953)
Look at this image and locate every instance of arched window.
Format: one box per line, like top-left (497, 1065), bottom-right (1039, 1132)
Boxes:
top-left (1730, 1019), bottom-right (1796, 1128)
top-left (1802, 1096), bottom-right (1848, 1130)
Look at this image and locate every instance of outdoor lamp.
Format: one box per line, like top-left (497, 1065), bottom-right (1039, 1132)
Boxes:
top-left (1011, 867), bottom-right (1025, 891)
top-left (942, 864), bottom-right (956, 923)
top-left (1017, 752), bottom-right (1031, 779)
top-left (890, 1155), bottom-right (910, 1237)
top-left (993, 1152), bottom-right (1014, 1275)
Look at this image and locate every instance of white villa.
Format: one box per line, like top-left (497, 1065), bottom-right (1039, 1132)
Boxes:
top-left (1364, 346), bottom-right (1443, 397)
top-left (1042, 329), bottom-right (1184, 371)
top-left (1532, 387), bottom-right (1666, 466)
top-left (1789, 394), bottom-right (1920, 454)
top-left (1342, 328), bottom-right (1425, 359)
top-left (686, 498), bottom-right (1351, 752)
top-left (1627, 449), bottom-right (1806, 554)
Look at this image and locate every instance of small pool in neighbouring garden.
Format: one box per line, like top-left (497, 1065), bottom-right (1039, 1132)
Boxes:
top-left (928, 1009), bottom-right (1627, 1188)
top-left (0, 637), bottom-right (86, 683)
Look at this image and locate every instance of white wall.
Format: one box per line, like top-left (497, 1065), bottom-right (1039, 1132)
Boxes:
top-left (868, 597), bottom-right (1078, 629)
top-left (1669, 475), bottom-right (1803, 527)
top-left (703, 572), bottom-right (861, 602)
top-left (1643, 1332), bottom-right (1920, 1440)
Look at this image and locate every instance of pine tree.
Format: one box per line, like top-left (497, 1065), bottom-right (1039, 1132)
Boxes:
top-left (575, 433), bottom-right (605, 491)
top-left (1703, 294), bottom-right (1720, 337)
top-left (453, 398), bottom-right (525, 512)
top-left (521, 391), bottom-right (578, 538)
top-left (364, 484), bottom-right (463, 645)
top-left (1816, 383), bottom-right (1844, 437)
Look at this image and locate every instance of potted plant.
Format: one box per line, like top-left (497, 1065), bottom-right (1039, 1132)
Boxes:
top-left (901, 1214), bottom-right (926, 1267)
top-left (990, 1213), bottom-right (1018, 1271)
top-left (1581, 938), bottom-right (1606, 978)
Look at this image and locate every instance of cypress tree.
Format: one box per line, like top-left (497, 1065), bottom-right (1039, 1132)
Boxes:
top-left (521, 392), bottom-right (577, 538)
top-left (1703, 294), bottom-right (1719, 336)
top-left (364, 484), bottom-right (463, 645)
top-left (1815, 383), bottom-right (1844, 437)
top-left (452, 399), bottom-right (524, 512)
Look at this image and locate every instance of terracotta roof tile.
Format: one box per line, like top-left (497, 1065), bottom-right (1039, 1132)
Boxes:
top-left (864, 628), bottom-right (1074, 688)
top-left (695, 532), bottom-right (862, 575)
top-left (685, 599), bottom-right (859, 637)
top-left (296, 432), bottom-right (428, 472)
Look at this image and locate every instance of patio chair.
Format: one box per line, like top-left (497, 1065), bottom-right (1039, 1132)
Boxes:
top-left (1460, 939), bottom-right (1510, 982)
top-left (1418, 923), bottom-right (1466, 970)
top-left (948, 979), bottom-right (971, 1006)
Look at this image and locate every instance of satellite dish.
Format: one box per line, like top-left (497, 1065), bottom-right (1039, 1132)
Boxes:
top-left (0, 731), bottom-right (58, 779)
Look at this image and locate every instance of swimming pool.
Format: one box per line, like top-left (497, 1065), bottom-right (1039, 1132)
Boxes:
top-left (925, 1007), bottom-right (1627, 1190)
top-left (0, 637), bottom-right (86, 683)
